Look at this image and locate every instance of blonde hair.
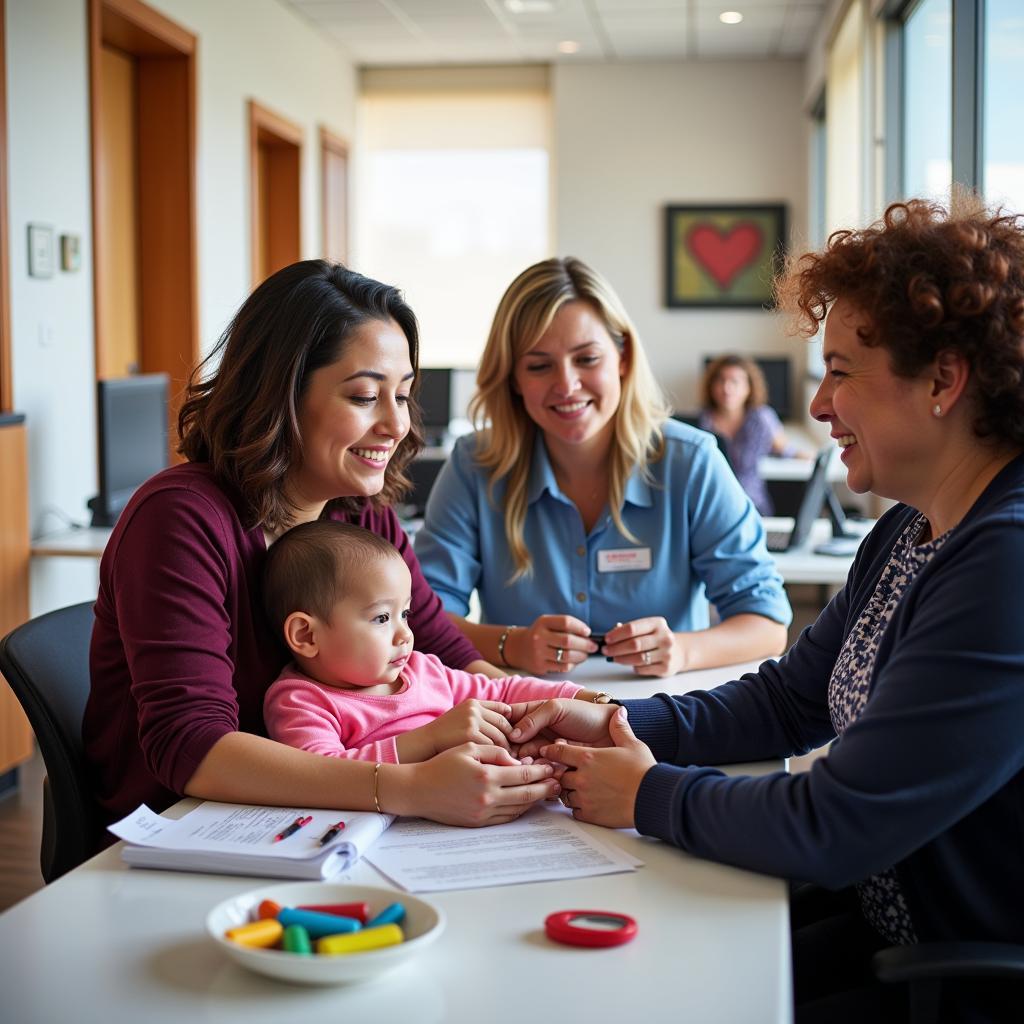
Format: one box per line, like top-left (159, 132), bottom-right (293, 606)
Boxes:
top-left (470, 257), bottom-right (672, 580)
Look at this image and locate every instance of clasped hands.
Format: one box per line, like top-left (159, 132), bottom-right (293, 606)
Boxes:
top-left (416, 696), bottom-right (656, 829)
top-left (506, 614), bottom-right (686, 677)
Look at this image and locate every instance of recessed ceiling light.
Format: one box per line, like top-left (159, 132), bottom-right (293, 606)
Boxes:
top-left (557, 40), bottom-right (580, 54)
top-left (719, 11), bottom-right (744, 24)
top-left (504, 0), bottom-right (555, 13)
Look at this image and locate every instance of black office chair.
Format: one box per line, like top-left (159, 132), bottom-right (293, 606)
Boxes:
top-left (873, 942), bottom-right (1024, 1023)
top-left (0, 601), bottom-right (101, 882)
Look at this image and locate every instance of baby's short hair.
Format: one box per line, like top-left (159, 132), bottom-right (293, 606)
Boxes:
top-left (262, 520), bottom-right (403, 637)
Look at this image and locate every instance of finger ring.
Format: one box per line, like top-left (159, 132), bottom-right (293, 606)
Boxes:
top-left (555, 647), bottom-right (564, 663)
top-left (643, 651), bottom-right (651, 665)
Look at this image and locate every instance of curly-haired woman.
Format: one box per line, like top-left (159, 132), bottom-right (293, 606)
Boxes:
top-left (509, 196), bottom-right (1024, 1021)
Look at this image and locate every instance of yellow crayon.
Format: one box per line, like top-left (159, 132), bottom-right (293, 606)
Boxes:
top-left (316, 923), bottom-right (404, 956)
top-left (225, 918), bottom-right (283, 948)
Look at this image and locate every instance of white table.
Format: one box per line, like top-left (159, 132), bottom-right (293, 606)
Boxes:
top-left (29, 526), bottom-right (112, 558)
top-left (765, 516), bottom-right (874, 587)
top-left (0, 660), bottom-right (790, 1024)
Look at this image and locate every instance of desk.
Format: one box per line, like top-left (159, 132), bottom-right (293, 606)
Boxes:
top-left (0, 660), bottom-right (790, 1024)
top-left (30, 527), bottom-right (111, 558)
top-left (765, 516), bottom-right (873, 587)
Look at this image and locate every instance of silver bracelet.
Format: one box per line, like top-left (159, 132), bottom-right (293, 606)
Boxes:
top-left (497, 625), bottom-right (517, 667)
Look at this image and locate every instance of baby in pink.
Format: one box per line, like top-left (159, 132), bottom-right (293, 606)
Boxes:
top-left (262, 521), bottom-right (591, 763)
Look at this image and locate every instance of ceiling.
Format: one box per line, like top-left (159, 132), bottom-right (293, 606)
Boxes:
top-left (280, 0), bottom-right (828, 65)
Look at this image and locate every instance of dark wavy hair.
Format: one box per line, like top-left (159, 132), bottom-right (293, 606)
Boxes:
top-left (700, 353), bottom-right (769, 412)
top-left (178, 260), bottom-right (424, 531)
top-left (776, 195), bottom-right (1024, 447)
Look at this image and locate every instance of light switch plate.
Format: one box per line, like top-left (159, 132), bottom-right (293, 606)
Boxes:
top-left (28, 223), bottom-right (55, 278)
top-left (60, 233), bottom-right (81, 272)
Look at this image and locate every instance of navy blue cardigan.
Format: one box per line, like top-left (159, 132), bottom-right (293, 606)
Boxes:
top-left (623, 452), bottom-right (1024, 944)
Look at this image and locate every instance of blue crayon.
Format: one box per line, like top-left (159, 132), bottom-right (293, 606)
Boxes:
top-left (366, 902), bottom-right (405, 928)
top-left (277, 906), bottom-right (362, 938)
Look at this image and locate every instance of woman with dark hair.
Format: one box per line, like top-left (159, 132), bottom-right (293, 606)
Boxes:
top-left (509, 197), bottom-right (1024, 1020)
top-left (84, 261), bottom-right (561, 833)
top-left (698, 353), bottom-right (806, 514)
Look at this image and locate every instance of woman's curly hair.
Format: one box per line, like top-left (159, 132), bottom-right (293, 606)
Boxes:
top-left (776, 194), bottom-right (1024, 447)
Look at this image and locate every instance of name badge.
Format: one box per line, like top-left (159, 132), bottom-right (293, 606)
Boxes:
top-left (596, 547), bottom-right (652, 573)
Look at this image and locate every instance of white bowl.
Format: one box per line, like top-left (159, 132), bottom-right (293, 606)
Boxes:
top-left (206, 882), bottom-right (445, 985)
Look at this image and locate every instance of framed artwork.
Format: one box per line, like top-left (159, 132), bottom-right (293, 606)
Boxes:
top-left (664, 204), bottom-right (787, 309)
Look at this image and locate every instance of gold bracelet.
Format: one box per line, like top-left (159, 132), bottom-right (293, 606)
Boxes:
top-left (373, 761), bottom-right (384, 814)
top-left (497, 625), bottom-right (517, 667)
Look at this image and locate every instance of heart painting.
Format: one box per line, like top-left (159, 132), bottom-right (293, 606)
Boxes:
top-left (664, 204), bottom-right (786, 308)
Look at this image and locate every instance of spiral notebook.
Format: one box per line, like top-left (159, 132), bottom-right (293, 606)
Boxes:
top-left (109, 801), bottom-right (394, 881)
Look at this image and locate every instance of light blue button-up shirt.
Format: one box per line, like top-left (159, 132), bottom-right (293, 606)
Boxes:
top-left (414, 419), bottom-right (791, 635)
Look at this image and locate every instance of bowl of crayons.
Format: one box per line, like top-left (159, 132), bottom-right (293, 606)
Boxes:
top-left (206, 882), bottom-right (445, 984)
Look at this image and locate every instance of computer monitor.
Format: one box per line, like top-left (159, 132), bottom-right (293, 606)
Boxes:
top-left (87, 373), bottom-right (170, 527)
top-left (416, 369), bottom-right (452, 445)
top-left (765, 445), bottom-right (855, 553)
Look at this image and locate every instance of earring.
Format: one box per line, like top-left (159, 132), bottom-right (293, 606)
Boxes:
top-left (932, 404), bottom-right (942, 417)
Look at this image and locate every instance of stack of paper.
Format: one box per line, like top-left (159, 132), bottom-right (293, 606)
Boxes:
top-left (365, 804), bottom-right (643, 892)
top-left (109, 802), bottom-right (394, 880)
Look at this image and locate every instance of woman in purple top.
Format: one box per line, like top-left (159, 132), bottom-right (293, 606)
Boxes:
top-left (698, 354), bottom-right (806, 514)
top-left (84, 261), bottom-right (562, 835)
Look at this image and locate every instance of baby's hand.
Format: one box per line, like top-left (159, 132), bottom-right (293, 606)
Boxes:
top-left (424, 699), bottom-right (514, 757)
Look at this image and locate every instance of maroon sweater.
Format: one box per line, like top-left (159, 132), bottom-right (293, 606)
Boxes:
top-left (84, 463), bottom-right (480, 826)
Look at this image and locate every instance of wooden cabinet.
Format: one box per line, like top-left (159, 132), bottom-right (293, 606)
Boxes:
top-left (0, 419), bottom-right (32, 774)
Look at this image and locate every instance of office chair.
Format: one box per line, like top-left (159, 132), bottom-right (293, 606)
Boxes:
top-left (0, 601), bottom-right (102, 882)
top-left (873, 941), bottom-right (1024, 1023)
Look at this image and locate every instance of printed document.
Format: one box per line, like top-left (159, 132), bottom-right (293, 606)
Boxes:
top-left (109, 802), bottom-right (394, 880)
top-left (364, 804), bottom-right (642, 892)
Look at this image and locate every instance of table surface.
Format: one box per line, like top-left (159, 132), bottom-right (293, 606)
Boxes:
top-left (766, 516), bottom-right (873, 586)
top-left (0, 659), bottom-right (791, 1024)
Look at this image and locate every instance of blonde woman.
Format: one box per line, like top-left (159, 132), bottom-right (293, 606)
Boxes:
top-left (414, 257), bottom-right (790, 678)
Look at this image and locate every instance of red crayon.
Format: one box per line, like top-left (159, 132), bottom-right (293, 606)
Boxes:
top-left (298, 902), bottom-right (370, 925)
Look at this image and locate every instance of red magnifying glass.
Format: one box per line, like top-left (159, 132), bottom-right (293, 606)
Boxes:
top-left (544, 910), bottom-right (638, 948)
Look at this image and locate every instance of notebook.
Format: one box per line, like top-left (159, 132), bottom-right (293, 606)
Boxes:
top-left (109, 801), bottom-right (394, 880)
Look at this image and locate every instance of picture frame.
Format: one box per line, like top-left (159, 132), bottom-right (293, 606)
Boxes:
top-left (663, 203), bottom-right (787, 309)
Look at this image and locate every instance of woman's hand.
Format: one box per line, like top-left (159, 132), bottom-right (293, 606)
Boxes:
top-left (542, 708), bottom-right (656, 828)
top-left (603, 617), bottom-right (684, 676)
top-left (508, 697), bottom-right (619, 759)
top-left (505, 614), bottom-right (599, 674)
top-left (396, 699), bottom-right (514, 762)
top-left (390, 743), bottom-right (561, 826)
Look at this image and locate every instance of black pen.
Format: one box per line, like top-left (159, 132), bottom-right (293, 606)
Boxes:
top-left (318, 820), bottom-right (346, 846)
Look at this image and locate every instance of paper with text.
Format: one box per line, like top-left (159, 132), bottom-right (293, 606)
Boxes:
top-left (109, 802), bottom-right (394, 880)
top-left (364, 804), bottom-right (642, 892)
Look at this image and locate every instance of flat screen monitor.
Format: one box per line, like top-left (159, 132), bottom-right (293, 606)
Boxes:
top-left (88, 373), bottom-right (170, 527)
top-left (416, 369), bottom-right (452, 444)
top-left (704, 355), bottom-right (792, 421)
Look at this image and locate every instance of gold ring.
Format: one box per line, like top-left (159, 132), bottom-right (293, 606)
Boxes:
top-left (643, 651), bottom-right (651, 665)
top-left (555, 647), bottom-right (564, 663)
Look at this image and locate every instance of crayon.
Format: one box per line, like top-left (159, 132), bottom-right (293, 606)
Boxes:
top-left (317, 924), bottom-right (404, 956)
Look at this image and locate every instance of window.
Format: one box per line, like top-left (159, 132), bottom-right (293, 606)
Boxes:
top-left (356, 74), bottom-right (550, 369)
top-left (902, 0), bottom-right (952, 200)
top-left (983, 0), bottom-right (1024, 212)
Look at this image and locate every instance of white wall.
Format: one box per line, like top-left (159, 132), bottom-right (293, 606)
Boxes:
top-left (552, 60), bottom-right (810, 412)
top-left (6, 0), bottom-right (356, 614)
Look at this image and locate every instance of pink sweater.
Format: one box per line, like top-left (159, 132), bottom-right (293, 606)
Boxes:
top-left (264, 650), bottom-right (581, 762)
